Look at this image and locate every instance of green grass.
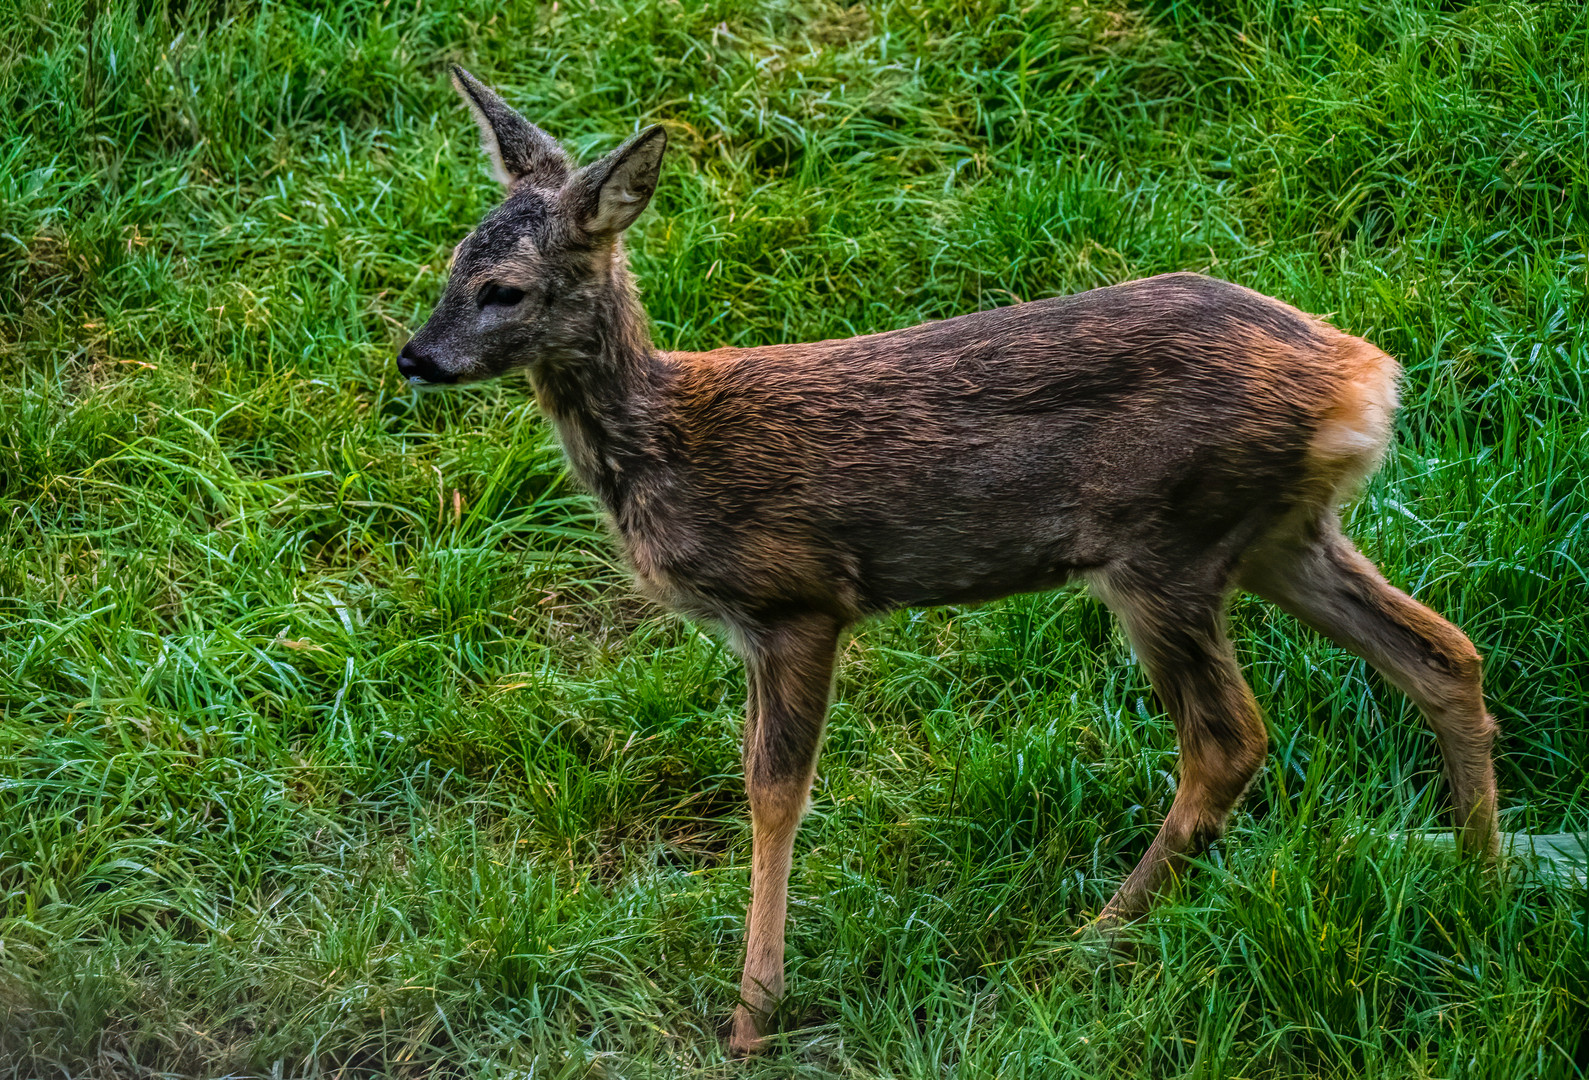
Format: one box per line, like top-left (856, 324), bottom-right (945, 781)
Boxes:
top-left (2, 0), bottom-right (1586, 1074)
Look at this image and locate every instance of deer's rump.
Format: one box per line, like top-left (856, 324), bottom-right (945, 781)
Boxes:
top-left (640, 273), bottom-right (1397, 621)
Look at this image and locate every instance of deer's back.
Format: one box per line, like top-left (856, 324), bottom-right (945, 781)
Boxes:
top-left (624, 273), bottom-right (1396, 625)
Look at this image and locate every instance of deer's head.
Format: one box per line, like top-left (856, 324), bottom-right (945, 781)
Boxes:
top-left (399, 67), bottom-right (665, 386)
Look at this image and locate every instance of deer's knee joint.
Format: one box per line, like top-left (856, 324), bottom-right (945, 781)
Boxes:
top-left (1185, 749), bottom-right (1265, 819)
top-left (1418, 643), bottom-right (1493, 732)
top-left (1232, 738), bottom-right (1270, 793)
top-left (744, 762), bottom-right (813, 829)
top-left (1183, 705), bottom-right (1269, 792)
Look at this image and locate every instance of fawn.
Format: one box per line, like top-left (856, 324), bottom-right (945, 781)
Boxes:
top-left (400, 67), bottom-right (1501, 1055)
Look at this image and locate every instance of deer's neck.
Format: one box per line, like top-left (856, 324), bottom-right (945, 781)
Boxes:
top-left (531, 256), bottom-right (661, 512)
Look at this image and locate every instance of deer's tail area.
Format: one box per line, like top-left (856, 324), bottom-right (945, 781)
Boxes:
top-left (1303, 334), bottom-right (1401, 508)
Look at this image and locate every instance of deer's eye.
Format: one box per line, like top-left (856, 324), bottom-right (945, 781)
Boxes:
top-left (479, 284), bottom-right (526, 308)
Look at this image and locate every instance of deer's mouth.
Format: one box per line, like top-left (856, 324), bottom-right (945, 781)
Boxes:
top-left (396, 344), bottom-right (460, 385)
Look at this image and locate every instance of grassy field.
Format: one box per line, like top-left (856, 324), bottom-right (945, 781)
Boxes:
top-left (2, 0), bottom-right (1587, 1075)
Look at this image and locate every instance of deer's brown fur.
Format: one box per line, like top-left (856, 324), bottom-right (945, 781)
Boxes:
top-left (399, 68), bottom-right (1501, 1056)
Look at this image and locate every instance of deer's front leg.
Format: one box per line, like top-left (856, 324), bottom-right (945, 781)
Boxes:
top-left (728, 614), bottom-right (841, 1056)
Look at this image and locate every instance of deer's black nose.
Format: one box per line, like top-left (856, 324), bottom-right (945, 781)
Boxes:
top-left (397, 343), bottom-right (456, 384)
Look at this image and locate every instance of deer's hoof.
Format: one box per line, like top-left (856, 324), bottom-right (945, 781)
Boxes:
top-left (1070, 914), bottom-right (1140, 973)
top-left (727, 1007), bottom-right (769, 1056)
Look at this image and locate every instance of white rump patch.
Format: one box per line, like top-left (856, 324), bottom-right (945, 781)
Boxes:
top-left (1310, 345), bottom-right (1400, 498)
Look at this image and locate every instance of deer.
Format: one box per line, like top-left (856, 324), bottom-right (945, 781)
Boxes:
top-left (398, 67), bottom-right (1501, 1055)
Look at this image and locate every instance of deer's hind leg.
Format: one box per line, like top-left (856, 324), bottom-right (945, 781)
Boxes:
top-left (1091, 575), bottom-right (1271, 925)
top-left (728, 613), bottom-right (842, 1056)
top-left (1238, 514), bottom-right (1499, 857)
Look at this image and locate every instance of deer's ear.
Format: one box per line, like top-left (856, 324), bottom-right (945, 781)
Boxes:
top-left (566, 125), bottom-right (667, 237)
top-left (450, 65), bottom-right (569, 188)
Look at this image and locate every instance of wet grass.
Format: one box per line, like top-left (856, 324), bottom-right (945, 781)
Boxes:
top-left (1, 0), bottom-right (1586, 1075)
